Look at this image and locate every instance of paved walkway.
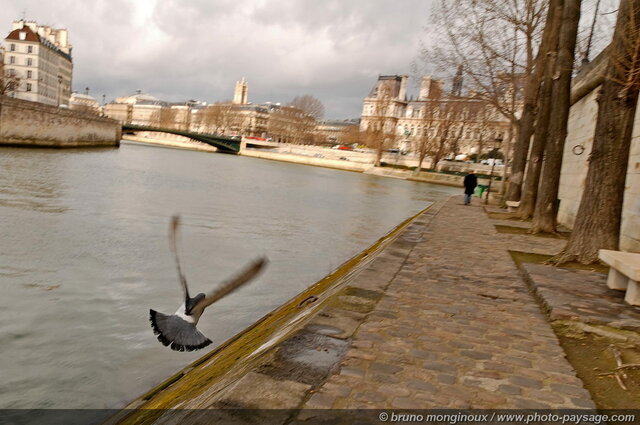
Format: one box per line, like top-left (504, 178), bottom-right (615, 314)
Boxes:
top-left (301, 196), bottom-right (594, 410)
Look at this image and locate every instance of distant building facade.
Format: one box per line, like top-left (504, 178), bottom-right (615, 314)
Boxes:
top-left (315, 119), bottom-right (360, 145)
top-left (360, 75), bottom-right (409, 137)
top-left (107, 80), bottom-right (335, 144)
top-left (2, 20), bottom-right (72, 106)
top-left (69, 91), bottom-right (100, 114)
top-left (360, 74), bottom-right (512, 158)
top-left (103, 103), bottom-right (133, 124)
top-left (105, 91), bottom-right (162, 125)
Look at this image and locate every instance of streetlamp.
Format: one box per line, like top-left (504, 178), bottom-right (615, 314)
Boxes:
top-left (484, 136), bottom-right (503, 205)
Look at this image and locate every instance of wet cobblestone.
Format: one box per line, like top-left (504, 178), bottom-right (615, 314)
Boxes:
top-left (300, 196), bottom-right (595, 409)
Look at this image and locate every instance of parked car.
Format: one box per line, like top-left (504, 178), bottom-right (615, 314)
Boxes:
top-left (481, 159), bottom-right (503, 166)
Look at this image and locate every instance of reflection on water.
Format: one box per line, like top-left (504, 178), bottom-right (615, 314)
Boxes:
top-left (0, 144), bottom-right (459, 409)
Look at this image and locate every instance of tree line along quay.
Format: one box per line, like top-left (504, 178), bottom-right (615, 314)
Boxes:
top-left (2, 0), bottom-right (640, 416)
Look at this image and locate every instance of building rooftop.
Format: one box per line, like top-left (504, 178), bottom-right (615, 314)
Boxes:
top-left (5, 25), bottom-right (39, 42)
top-left (70, 92), bottom-right (97, 101)
top-left (5, 24), bottom-right (72, 61)
top-left (115, 92), bottom-right (161, 105)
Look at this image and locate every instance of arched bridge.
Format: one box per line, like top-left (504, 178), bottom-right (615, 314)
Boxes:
top-left (122, 124), bottom-right (241, 154)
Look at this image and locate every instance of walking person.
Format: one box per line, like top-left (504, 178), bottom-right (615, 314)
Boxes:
top-left (463, 172), bottom-right (477, 205)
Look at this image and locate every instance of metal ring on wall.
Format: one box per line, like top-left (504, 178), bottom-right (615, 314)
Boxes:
top-left (572, 145), bottom-right (585, 155)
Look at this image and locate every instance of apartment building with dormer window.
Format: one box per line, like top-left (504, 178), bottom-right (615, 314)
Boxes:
top-left (3, 20), bottom-right (73, 106)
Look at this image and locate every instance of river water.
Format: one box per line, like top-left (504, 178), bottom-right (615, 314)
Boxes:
top-left (0, 142), bottom-right (458, 409)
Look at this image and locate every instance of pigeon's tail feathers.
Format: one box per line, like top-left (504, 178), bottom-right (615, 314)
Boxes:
top-left (149, 309), bottom-right (212, 352)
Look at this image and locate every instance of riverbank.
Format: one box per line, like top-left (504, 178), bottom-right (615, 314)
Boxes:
top-left (241, 145), bottom-right (503, 190)
top-left (107, 194), bottom-right (640, 424)
top-left (122, 134), bottom-right (218, 152)
top-left (122, 135), bottom-right (504, 192)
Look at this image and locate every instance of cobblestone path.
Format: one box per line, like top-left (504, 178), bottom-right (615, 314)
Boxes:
top-left (302, 196), bottom-right (595, 409)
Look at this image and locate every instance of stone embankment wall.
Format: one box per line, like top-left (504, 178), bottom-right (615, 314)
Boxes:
top-left (0, 95), bottom-right (120, 147)
top-left (241, 148), bottom-right (370, 172)
top-left (560, 54), bottom-right (640, 251)
top-left (123, 132), bottom-right (218, 153)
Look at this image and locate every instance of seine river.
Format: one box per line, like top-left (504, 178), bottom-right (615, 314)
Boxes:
top-left (0, 142), bottom-right (458, 409)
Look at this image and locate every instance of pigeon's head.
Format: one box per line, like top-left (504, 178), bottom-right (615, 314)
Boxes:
top-left (185, 293), bottom-right (206, 315)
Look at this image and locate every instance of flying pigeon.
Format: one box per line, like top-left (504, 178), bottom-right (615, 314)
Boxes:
top-left (150, 215), bottom-right (267, 352)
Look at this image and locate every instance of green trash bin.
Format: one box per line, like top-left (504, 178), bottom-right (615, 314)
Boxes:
top-left (475, 184), bottom-right (488, 198)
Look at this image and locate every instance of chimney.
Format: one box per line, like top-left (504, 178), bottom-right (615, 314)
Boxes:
top-left (57, 29), bottom-right (68, 48)
top-left (419, 76), bottom-right (432, 101)
top-left (398, 75), bottom-right (409, 101)
top-left (451, 65), bottom-right (463, 97)
top-left (430, 80), bottom-right (444, 99)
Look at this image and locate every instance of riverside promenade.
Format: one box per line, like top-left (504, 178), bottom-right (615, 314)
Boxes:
top-left (299, 196), bottom-right (593, 411)
top-left (117, 196), bottom-right (600, 424)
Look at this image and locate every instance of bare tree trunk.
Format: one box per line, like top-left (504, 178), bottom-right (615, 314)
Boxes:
top-left (519, 0), bottom-right (565, 219)
top-left (432, 140), bottom-right (447, 169)
top-left (374, 142), bottom-right (384, 167)
top-left (500, 125), bottom-right (515, 195)
top-left (507, 0), bottom-right (561, 202)
top-left (507, 99), bottom-right (535, 201)
top-left (531, 0), bottom-right (581, 233)
top-left (417, 144), bottom-right (428, 171)
top-left (554, 0), bottom-right (640, 264)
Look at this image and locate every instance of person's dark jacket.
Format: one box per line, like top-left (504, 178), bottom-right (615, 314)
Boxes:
top-left (463, 173), bottom-right (478, 195)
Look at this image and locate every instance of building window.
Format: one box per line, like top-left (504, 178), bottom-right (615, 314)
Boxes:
top-left (10, 43), bottom-right (15, 51)
top-left (9, 56), bottom-right (15, 64)
top-left (27, 70), bottom-right (32, 79)
top-left (19, 31), bottom-right (26, 40)
top-left (27, 58), bottom-right (32, 66)
top-left (26, 83), bottom-right (32, 92)
top-left (27, 46), bottom-right (33, 53)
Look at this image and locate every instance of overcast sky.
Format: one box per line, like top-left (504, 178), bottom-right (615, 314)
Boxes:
top-left (0, 0), bottom-right (436, 119)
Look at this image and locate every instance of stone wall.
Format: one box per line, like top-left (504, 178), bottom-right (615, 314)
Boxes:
top-left (0, 95), bottom-right (120, 147)
top-left (559, 62), bottom-right (640, 252)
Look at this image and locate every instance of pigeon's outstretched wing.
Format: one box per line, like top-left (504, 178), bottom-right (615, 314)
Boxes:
top-left (170, 215), bottom-right (190, 302)
top-left (151, 216), bottom-right (267, 352)
top-left (149, 309), bottom-right (212, 352)
top-left (190, 257), bottom-right (268, 318)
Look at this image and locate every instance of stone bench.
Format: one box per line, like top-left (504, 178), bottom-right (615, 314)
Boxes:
top-left (506, 200), bottom-right (520, 212)
top-left (599, 249), bottom-right (640, 306)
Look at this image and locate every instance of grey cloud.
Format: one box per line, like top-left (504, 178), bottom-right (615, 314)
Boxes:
top-left (1, 0), bottom-right (433, 118)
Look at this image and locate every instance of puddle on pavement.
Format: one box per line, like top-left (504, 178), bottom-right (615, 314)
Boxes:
top-left (258, 327), bottom-right (350, 386)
